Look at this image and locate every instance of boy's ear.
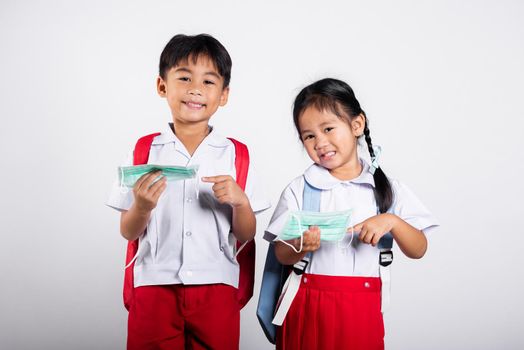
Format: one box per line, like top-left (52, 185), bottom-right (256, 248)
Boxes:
top-left (351, 113), bottom-right (366, 136)
top-left (157, 76), bottom-right (167, 97)
top-left (219, 86), bottom-right (230, 106)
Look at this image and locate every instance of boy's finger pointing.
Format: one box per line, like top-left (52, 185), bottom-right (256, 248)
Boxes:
top-left (201, 175), bottom-right (228, 183)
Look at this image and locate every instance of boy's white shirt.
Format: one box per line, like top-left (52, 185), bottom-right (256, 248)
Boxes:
top-left (264, 160), bottom-right (439, 277)
top-left (107, 124), bottom-right (270, 288)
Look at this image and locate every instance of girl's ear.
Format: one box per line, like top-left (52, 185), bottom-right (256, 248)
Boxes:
top-left (351, 113), bottom-right (366, 136)
top-left (157, 76), bottom-right (167, 97)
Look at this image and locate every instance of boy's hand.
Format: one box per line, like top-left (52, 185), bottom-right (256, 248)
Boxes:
top-left (293, 225), bottom-right (321, 252)
top-left (202, 175), bottom-right (249, 208)
top-left (350, 213), bottom-right (396, 247)
top-left (133, 170), bottom-right (167, 213)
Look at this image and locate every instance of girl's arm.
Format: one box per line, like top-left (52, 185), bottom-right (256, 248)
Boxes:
top-left (353, 213), bottom-right (427, 259)
top-left (274, 226), bottom-right (321, 265)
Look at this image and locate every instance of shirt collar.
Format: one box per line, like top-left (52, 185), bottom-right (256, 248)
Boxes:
top-left (303, 159), bottom-right (376, 190)
top-left (152, 123), bottom-right (230, 148)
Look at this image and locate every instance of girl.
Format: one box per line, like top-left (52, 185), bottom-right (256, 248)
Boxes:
top-left (264, 78), bottom-right (438, 349)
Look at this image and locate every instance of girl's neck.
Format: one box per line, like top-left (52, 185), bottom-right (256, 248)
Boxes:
top-left (171, 122), bottom-right (210, 156)
top-left (327, 158), bottom-right (363, 181)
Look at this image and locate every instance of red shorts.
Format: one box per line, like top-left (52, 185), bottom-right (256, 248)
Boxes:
top-left (277, 274), bottom-right (384, 350)
top-left (127, 283), bottom-right (240, 350)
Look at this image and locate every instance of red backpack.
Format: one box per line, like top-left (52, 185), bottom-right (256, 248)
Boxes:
top-left (123, 133), bottom-right (255, 310)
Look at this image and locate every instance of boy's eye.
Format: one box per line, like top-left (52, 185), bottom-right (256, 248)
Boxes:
top-left (179, 77), bottom-right (190, 82)
top-left (204, 80), bottom-right (215, 85)
top-left (302, 134), bottom-right (314, 141)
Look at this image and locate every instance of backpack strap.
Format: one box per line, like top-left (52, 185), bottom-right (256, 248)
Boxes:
top-left (227, 137), bottom-right (255, 309)
top-left (271, 179), bottom-right (321, 327)
top-left (123, 132), bottom-right (160, 310)
top-left (378, 224), bottom-right (394, 312)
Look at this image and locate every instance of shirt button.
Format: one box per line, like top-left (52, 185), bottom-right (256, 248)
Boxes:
top-left (220, 246), bottom-right (224, 252)
top-left (186, 198), bottom-right (192, 203)
top-left (185, 231), bottom-right (192, 237)
top-left (303, 277), bottom-right (308, 283)
top-left (364, 282), bottom-right (370, 288)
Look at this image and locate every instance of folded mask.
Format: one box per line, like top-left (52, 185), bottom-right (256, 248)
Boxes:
top-left (275, 210), bottom-right (354, 253)
top-left (118, 164), bottom-right (198, 189)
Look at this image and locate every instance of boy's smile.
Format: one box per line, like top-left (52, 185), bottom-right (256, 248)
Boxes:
top-left (157, 55), bottom-right (229, 128)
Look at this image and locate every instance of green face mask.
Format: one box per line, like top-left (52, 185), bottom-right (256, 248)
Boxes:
top-left (275, 210), bottom-right (354, 253)
top-left (118, 164), bottom-right (198, 189)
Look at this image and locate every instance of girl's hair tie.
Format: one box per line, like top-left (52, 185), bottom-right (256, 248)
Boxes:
top-left (370, 145), bottom-right (382, 175)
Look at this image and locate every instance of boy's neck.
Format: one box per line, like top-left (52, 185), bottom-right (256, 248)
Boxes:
top-left (170, 122), bottom-right (211, 156)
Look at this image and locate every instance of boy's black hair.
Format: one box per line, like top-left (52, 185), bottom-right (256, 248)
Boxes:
top-left (293, 78), bottom-right (393, 213)
top-left (159, 34), bottom-right (232, 88)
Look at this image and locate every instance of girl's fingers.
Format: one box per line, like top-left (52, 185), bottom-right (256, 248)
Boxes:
top-left (350, 223), bottom-right (363, 234)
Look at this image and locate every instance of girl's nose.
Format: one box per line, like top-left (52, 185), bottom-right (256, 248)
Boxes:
top-left (314, 135), bottom-right (328, 150)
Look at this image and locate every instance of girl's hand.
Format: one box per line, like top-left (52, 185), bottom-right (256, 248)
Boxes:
top-left (293, 225), bottom-right (321, 252)
top-left (202, 175), bottom-right (249, 208)
top-left (133, 170), bottom-right (167, 213)
top-left (350, 213), bottom-right (397, 247)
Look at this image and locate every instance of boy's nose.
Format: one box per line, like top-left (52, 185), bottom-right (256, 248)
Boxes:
top-left (188, 88), bottom-right (202, 96)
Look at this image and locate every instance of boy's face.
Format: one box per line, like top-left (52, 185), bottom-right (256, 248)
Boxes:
top-left (157, 55), bottom-right (229, 128)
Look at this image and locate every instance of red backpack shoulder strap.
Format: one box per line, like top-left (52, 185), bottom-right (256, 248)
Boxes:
top-left (227, 137), bottom-right (254, 309)
top-left (123, 132), bottom-right (160, 311)
top-left (227, 137), bottom-right (249, 190)
top-left (133, 132), bottom-right (161, 165)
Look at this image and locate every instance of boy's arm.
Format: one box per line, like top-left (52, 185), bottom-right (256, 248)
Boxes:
top-left (231, 202), bottom-right (256, 243)
top-left (202, 175), bottom-right (256, 242)
top-left (120, 171), bottom-right (166, 241)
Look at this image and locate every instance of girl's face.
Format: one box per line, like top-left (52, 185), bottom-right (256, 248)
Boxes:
top-left (298, 106), bottom-right (365, 180)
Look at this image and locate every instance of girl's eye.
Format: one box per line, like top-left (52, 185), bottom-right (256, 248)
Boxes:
top-left (324, 127), bottom-right (334, 133)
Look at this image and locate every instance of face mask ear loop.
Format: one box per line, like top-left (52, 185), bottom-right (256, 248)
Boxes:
top-left (339, 216), bottom-right (354, 249)
top-left (120, 167), bottom-right (129, 194)
top-left (125, 244), bottom-right (141, 269)
top-left (195, 171), bottom-right (200, 200)
top-left (278, 234), bottom-right (303, 254)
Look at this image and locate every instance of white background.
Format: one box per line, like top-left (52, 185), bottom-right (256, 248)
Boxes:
top-left (1, 0), bottom-right (523, 349)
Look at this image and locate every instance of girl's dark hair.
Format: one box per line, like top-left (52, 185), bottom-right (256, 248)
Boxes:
top-left (293, 78), bottom-right (393, 213)
top-left (159, 34), bottom-right (232, 88)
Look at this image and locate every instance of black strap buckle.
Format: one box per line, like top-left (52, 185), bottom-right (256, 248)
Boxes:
top-left (293, 259), bottom-right (309, 275)
top-left (379, 251), bottom-right (393, 267)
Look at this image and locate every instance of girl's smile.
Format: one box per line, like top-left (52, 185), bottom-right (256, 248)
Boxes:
top-left (298, 106), bottom-right (364, 180)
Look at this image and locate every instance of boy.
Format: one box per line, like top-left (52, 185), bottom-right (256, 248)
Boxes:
top-left (107, 34), bottom-right (270, 350)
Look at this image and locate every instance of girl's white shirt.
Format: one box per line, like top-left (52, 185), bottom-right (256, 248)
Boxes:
top-left (264, 161), bottom-right (439, 277)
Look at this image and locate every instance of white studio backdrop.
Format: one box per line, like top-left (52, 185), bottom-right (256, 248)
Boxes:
top-left (1, 0), bottom-right (523, 349)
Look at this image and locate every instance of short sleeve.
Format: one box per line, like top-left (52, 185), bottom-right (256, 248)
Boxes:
top-left (388, 179), bottom-right (439, 234)
top-left (106, 150), bottom-right (134, 211)
top-left (244, 159), bottom-right (271, 214)
top-left (264, 179), bottom-right (302, 242)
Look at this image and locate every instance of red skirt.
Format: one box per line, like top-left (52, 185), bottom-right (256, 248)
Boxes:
top-left (277, 274), bottom-right (384, 350)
